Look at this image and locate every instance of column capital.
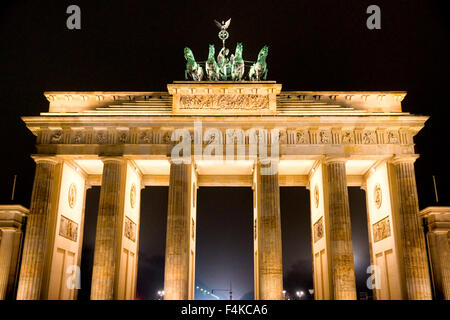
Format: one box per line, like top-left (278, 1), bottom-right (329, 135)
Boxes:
top-left (389, 154), bottom-right (420, 164)
top-left (323, 155), bottom-right (348, 164)
top-left (255, 157), bottom-right (280, 165)
top-left (419, 207), bottom-right (450, 233)
top-left (100, 156), bottom-right (126, 165)
top-left (31, 155), bottom-right (60, 164)
top-left (168, 156), bottom-right (192, 165)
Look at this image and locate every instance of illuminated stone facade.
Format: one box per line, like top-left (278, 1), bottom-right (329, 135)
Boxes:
top-left (0, 205), bottom-right (28, 300)
top-left (8, 81), bottom-right (442, 300)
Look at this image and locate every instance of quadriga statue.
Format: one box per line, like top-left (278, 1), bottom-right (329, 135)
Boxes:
top-left (184, 47), bottom-right (204, 81)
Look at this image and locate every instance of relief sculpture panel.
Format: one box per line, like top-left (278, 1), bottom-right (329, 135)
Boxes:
top-left (59, 215), bottom-right (78, 242)
top-left (179, 94), bottom-right (269, 110)
top-left (372, 216), bottom-right (391, 242)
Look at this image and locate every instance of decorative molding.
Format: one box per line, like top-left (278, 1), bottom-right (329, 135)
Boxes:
top-left (374, 183), bottom-right (382, 209)
top-left (130, 183), bottom-right (136, 209)
top-left (36, 127), bottom-right (408, 148)
top-left (314, 185), bottom-right (319, 208)
top-left (68, 183), bottom-right (77, 209)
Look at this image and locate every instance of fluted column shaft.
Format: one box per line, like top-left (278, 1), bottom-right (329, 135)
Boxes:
top-left (324, 159), bottom-right (356, 300)
top-left (0, 230), bottom-right (15, 299)
top-left (164, 163), bottom-right (191, 300)
top-left (17, 159), bottom-right (58, 300)
top-left (393, 160), bottom-right (432, 300)
top-left (257, 164), bottom-right (283, 300)
top-left (427, 232), bottom-right (450, 299)
top-left (91, 158), bottom-right (125, 300)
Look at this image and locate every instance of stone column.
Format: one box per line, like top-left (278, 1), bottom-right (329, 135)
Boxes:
top-left (255, 162), bottom-right (283, 300)
top-left (164, 163), bottom-right (193, 300)
top-left (91, 158), bottom-right (125, 300)
top-left (0, 205), bottom-right (27, 300)
top-left (323, 158), bottom-right (356, 300)
top-left (0, 230), bottom-right (16, 299)
top-left (17, 158), bottom-right (59, 300)
top-left (391, 157), bottom-right (432, 300)
top-left (419, 207), bottom-right (450, 300)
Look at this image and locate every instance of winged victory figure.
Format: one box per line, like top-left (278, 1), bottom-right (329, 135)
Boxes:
top-left (214, 18), bottom-right (231, 31)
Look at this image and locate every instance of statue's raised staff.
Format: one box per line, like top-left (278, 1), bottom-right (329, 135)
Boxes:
top-left (249, 46), bottom-right (269, 81)
top-left (184, 47), bottom-right (204, 81)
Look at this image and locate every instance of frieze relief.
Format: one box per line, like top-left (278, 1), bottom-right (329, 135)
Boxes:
top-left (179, 94), bottom-right (270, 110)
top-left (39, 127), bottom-right (404, 146)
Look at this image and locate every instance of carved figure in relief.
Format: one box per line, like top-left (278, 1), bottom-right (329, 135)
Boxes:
top-left (51, 131), bottom-right (63, 143)
top-left (296, 131), bottom-right (306, 144)
top-left (373, 217), bottom-right (391, 242)
top-left (387, 131), bottom-right (398, 144)
top-left (118, 132), bottom-right (128, 143)
top-left (163, 131), bottom-right (172, 144)
top-left (313, 216), bottom-right (323, 243)
top-left (96, 131), bottom-right (107, 144)
top-left (72, 132), bottom-right (83, 143)
top-left (319, 131), bottom-right (330, 144)
top-left (140, 130), bottom-right (152, 143)
top-left (124, 217), bottom-right (136, 242)
top-left (363, 131), bottom-right (376, 144)
top-left (59, 216), bottom-right (78, 242)
top-left (342, 131), bottom-right (354, 144)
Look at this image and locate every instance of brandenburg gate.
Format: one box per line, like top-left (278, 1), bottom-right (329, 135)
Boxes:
top-left (14, 80), bottom-right (437, 300)
top-left (8, 22), bottom-right (449, 300)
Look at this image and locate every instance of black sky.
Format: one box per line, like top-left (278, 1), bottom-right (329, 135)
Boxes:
top-left (1, 0), bottom-right (449, 300)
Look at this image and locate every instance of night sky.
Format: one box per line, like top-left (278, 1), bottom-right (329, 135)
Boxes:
top-left (1, 0), bottom-right (449, 300)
